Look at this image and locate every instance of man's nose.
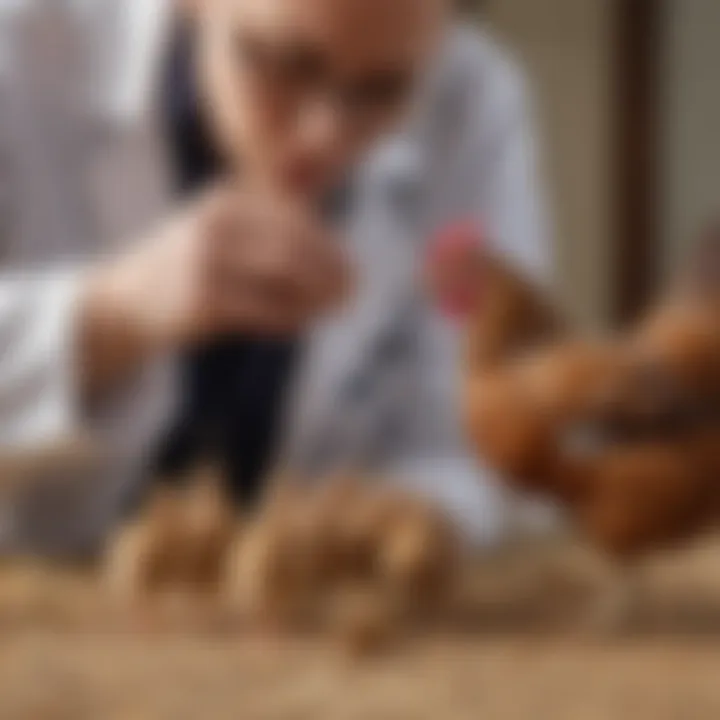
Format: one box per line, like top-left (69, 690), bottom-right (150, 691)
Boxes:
top-left (295, 97), bottom-right (346, 156)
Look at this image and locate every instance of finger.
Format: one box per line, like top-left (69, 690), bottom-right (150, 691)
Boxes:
top-left (212, 284), bottom-right (309, 336)
top-left (208, 194), bottom-right (353, 319)
top-left (218, 212), bottom-right (347, 314)
top-left (214, 238), bottom-right (317, 321)
top-left (288, 224), bottom-right (354, 310)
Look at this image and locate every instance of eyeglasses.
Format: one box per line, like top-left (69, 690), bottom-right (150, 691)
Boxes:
top-left (233, 31), bottom-right (416, 128)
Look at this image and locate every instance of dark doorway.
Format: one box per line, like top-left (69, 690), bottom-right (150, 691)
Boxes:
top-left (611, 0), bottom-right (666, 325)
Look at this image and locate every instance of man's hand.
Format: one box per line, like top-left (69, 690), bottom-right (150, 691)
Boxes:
top-left (79, 186), bottom-right (351, 396)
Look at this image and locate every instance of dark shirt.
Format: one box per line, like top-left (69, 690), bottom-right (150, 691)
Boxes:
top-left (153, 24), bottom-right (300, 506)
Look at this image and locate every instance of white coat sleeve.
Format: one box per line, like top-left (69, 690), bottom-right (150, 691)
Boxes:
top-left (0, 272), bottom-right (83, 452)
top-left (0, 270), bottom-right (174, 478)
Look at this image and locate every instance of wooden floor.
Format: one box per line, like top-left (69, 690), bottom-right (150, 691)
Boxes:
top-left (1, 538), bottom-right (720, 719)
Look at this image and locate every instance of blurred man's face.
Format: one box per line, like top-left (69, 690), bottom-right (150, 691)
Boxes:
top-left (198, 0), bottom-right (445, 199)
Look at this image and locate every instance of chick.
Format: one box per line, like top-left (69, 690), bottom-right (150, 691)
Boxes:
top-left (178, 463), bottom-right (237, 594)
top-left (296, 475), bottom-right (365, 586)
top-left (334, 484), bottom-right (408, 580)
top-left (224, 482), bottom-right (322, 632)
top-left (104, 485), bottom-right (187, 613)
top-left (225, 515), bottom-right (301, 631)
top-left (376, 497), bottom-right (462, 623)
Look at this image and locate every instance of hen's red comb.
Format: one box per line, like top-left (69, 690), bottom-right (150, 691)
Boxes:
top-left (428, 220), bottom-right (484, 319)
top-left (432, 220), bottom-right (480, 256)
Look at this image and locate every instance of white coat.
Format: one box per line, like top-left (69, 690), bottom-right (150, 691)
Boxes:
top-left (0, 0), bottom-right (552, 555)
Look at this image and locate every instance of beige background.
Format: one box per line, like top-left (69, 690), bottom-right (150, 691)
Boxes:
top-left (485, 0), bottom-right (615, 329)
top-left (660, 0), bottom-right (720, 280)
top-left (483, 0), bottom-right (720, 322)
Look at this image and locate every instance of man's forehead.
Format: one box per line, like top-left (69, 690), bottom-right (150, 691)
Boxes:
top-left (222, 0), bottom-right (445, 54)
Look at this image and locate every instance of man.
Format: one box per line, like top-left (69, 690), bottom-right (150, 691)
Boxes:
top-left (0, 0), bottom-right (549, 555)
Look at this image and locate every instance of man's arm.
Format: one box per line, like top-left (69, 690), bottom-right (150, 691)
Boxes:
top-left (0, 272), bottom-right (85, 452)
top-left (0, 187), bottom-right (351, 475)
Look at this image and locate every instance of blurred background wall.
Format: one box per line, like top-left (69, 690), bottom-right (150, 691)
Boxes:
top-left (661, 0), bottom-right (720, 281)
top-left (484, 0), bottom-right (615, 329)
top-left (475, 0), bottom-right (719, 328)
